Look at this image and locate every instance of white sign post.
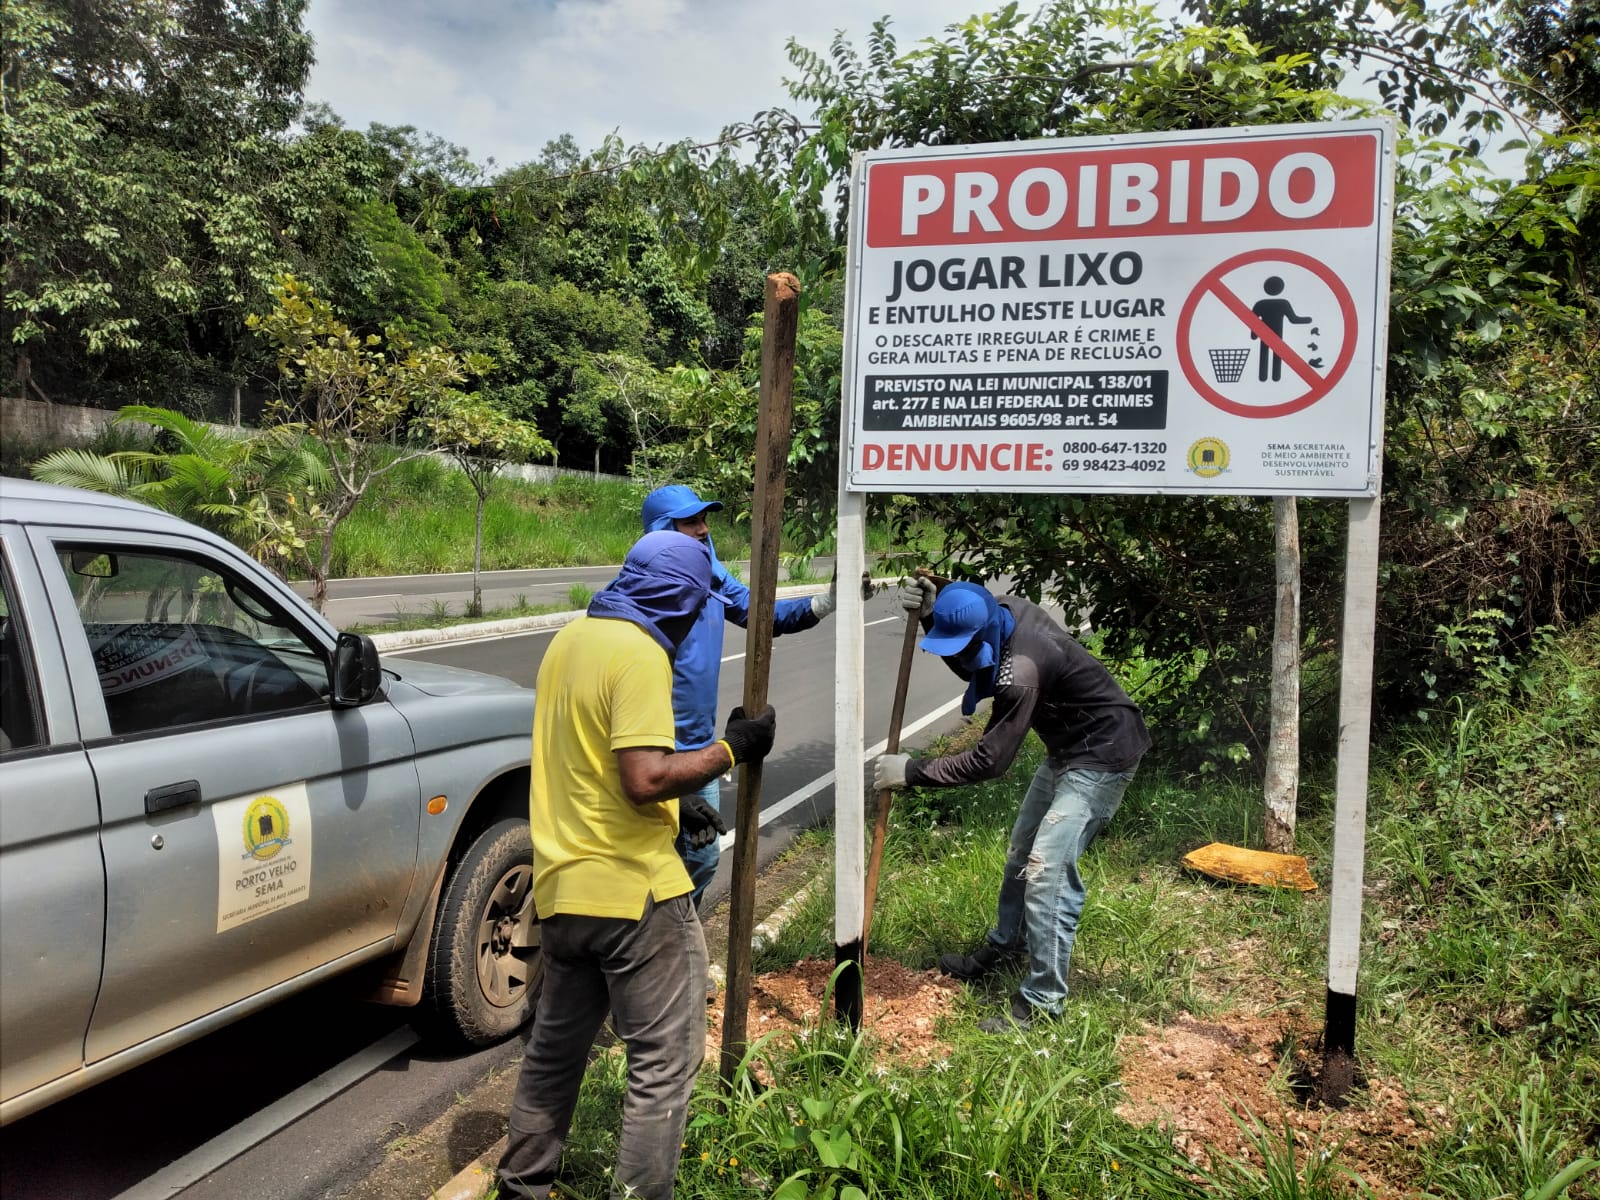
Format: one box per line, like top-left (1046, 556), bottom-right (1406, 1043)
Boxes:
top-left (832, 121), bottom-right (1395, 1071)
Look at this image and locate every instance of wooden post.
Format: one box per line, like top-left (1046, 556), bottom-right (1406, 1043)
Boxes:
top-left (720, 272), bottom-right (799, 1084)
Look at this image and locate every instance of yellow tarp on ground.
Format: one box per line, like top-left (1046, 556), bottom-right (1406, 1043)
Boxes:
top-left (1180, 842), bottom-right (1318, 891)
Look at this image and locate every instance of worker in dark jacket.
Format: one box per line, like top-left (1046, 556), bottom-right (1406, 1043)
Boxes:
top-left (873, 578), bottom-right (1150, 1032)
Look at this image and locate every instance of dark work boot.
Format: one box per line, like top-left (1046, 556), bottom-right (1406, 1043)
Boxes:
top-left (978, 993), bottom-right (1049, 1034)
top-left (937, 942), bottom-right (1024, 981)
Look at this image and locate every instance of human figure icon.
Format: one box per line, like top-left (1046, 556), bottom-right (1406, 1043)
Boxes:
top-left (1251, 276), bottom-right (1313, 382)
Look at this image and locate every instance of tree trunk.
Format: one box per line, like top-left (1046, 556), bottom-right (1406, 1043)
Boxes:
top-left (1264, 495), bottom-right (1301, 852)
top-left (231, 382), bottom-right (242, 427)
top-left (470, 489), bottom-right (486, 617)
top-left (313, 525), bottom-right (337, 615)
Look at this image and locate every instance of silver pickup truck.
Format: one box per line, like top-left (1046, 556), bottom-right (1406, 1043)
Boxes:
top-left (0, 478), bottom-right (542, 1124)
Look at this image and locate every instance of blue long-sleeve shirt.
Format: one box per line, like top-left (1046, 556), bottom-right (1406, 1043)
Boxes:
top-left (668, 555), bottom-right (818, 749)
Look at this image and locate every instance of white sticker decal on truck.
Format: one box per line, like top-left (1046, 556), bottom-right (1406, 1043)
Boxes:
top-left (213, 782), bottom-right (314, 932)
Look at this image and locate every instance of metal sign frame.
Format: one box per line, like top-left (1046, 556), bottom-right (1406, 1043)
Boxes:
top-left (832, 121), bottom-right (1398, 1068)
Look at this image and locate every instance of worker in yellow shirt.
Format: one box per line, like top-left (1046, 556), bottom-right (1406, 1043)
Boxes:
top-left (497, 530), bottom-right (777, 1200)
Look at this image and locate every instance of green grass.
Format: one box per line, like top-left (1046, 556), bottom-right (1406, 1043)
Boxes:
top-left (329, 456), bottom-right (843, 583)
top-left (541, 616), bottom-right (1600, 1199)
top-left (331, 459), bottom-right (654, 576)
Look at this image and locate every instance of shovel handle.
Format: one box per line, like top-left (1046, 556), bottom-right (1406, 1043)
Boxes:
top-left (862, 599), bottom-right (922, 950)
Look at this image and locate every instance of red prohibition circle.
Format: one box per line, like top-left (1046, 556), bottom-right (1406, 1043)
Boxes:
top-left (1177, 248), bottom-right (1358, 419)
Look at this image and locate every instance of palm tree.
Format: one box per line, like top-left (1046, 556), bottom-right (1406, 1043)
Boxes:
top-left (31, 406), bottom-right (329, 576)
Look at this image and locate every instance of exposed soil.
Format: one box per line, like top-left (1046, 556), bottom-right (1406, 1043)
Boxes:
top-left (344, 854), bottom-right (1435, 1199)
top-left (704, 964), bottom-right (1432, 1196)
top-left (706, 955), bottom-right (964, 1070)
top-left (1114, 1010), bottom-right (1433, 1196)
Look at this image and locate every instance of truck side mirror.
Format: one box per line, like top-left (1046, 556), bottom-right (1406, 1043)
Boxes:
top-left (330, 632), bottom-right (382, 706)
top-left (70, 551), bottom-right (118, 578)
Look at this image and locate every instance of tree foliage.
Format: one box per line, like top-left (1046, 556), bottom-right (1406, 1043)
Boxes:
top-left (29, 405), bottom-right (327, 568)
top-left (248, 276), bottom-right (490, 610)
top-left (421, 392), bottom-right (551, 615)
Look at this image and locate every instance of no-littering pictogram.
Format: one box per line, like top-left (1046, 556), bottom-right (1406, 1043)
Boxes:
top-left (1177, 248), bottom-right (1358, 419)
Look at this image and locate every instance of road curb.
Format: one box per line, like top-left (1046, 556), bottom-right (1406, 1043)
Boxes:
top-left (427, 1140), bottom-right (504, 1200)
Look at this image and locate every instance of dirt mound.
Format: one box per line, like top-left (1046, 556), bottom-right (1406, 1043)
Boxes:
top-left (1115, 1010), bottom-right (1432, 1195)
top-left (706, 954), bottom-right (964, 1064)
top-left (706, 959), bottom-right (1431, 1194)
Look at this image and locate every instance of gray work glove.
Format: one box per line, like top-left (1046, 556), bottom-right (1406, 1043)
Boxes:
top-left (874, 753), bottom-right (910, 791)
top-left (810, 576), bottom-right (837, 620)
top-left (678, 792), bottom-right (727, 850)
top-left (897, 575), bottom-right (936, 618)
top-left (722, 704), bottom-right (777, 765)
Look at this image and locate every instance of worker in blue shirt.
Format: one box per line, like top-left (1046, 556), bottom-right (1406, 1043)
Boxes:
top-left (641, 484), bottom-right (836, 906)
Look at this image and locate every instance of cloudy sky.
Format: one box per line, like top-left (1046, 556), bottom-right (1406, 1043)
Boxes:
top-left (302, 0), bottom-right (995, 172)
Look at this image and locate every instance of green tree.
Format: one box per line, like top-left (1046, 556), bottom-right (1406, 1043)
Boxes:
top-left (420, 394), bottom-right (552, 616)
top-left (2, 0), bottom-right (379, 412)
top-left (29, 405), bottom-right (327, 569)
top-left (586, 352), bottom-right (684, 488)
top-left (455, 277), bottom-right (653, 469)
top-left (248, 276), bottom-right (484, 611)
top-left (669, 306), bottom-right (843, 553)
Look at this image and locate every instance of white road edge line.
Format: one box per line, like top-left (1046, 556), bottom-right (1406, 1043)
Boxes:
top-left (716, 692), bottom-right (966, 849)
top-left (108, 1026), bottom-right (421, 1200)
top-left (719, 612), bottom-right (903, 663)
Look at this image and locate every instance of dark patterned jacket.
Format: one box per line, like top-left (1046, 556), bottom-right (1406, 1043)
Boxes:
top-left (906, 596), bottom-right (1150, 788)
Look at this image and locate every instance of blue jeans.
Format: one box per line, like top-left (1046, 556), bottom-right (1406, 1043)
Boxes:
top-left (985, 762), bottom-right (1137, 1014)
top-left (498, 893), bottom-right (707, 1200)
top-left (673, 778), bottom-right (722, 909)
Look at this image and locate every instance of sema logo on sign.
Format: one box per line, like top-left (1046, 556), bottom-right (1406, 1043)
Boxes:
top-left (1187, 438), bottom-right (1231, 478)
top-left (866, 133), bottom-right (1378, 247)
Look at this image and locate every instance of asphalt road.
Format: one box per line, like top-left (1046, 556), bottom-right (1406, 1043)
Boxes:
top-left (0, 582), bottom-right (966, 1200)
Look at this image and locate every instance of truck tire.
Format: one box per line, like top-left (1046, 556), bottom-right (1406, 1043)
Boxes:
top-left (418, 817), bottom-right (541, 1046)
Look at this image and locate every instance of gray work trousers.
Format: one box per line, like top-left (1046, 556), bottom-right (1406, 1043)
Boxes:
top-left (497, 893), bottom-right (707, 1200)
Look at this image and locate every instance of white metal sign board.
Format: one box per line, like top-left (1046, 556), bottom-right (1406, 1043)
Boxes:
top-left (843, 120), bottom-right (1394, 496)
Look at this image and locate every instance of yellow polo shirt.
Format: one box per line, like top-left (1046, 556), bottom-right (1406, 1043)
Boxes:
top-left (528, 615), bottom-right (693, 919)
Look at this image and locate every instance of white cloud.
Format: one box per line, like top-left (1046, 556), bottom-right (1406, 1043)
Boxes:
top-left (302, 0), bottom-right (988, 169)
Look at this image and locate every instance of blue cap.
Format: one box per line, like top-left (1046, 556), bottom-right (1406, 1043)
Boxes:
top-left (642, 484), bottom-right (724, 531)
top-left (920, 585), bottom-right (992, 656)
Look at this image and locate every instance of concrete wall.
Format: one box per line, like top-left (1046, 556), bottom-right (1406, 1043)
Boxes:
top-left (1, 396), bottom-right (127, 447)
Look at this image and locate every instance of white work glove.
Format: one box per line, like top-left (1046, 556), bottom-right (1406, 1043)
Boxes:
top-left (811, 575), bottom-right (837, 620)
top-left (897, 575), bottom-right (936, 618)
top-left (874, 753), bottom-right (910, 791)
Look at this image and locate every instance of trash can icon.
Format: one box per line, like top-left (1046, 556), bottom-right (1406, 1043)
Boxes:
top-left (1208, 347), bottom-right (1252, 383)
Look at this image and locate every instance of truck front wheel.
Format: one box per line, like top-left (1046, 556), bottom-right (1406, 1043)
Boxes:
top-left (419, 817), bottom-right (541, 1045)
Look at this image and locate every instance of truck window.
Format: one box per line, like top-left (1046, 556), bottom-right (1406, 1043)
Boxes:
top-left (55, 544), bottom-right (328, 737)
top-left (0, 562), bottom-right (44, 753)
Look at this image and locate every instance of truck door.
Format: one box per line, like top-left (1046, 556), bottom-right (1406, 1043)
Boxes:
top-left (28, 529), bottom-right (423, 1064)
top-left (0, 535), bottom-right (105, 1119)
